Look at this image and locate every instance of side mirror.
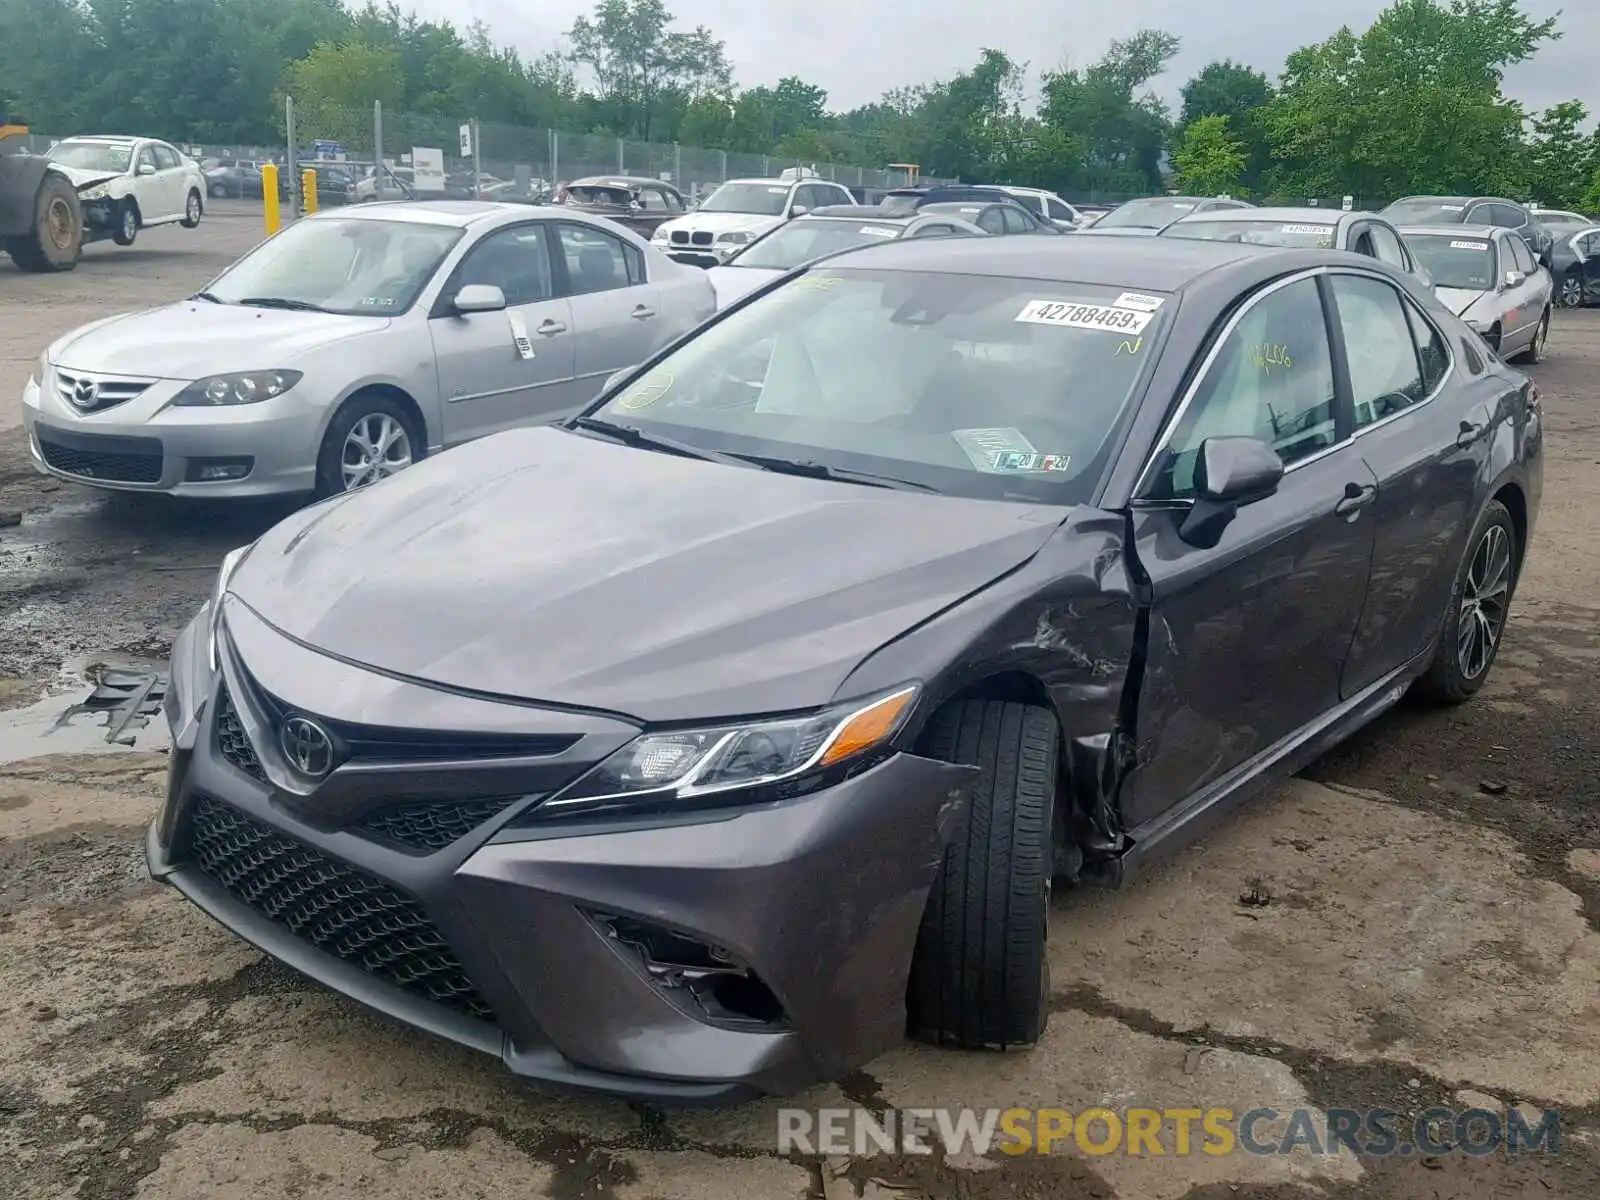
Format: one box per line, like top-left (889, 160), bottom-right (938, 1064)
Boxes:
top-left (1179, 436), bottom-right (1284, 548)
top-left (789, 204), bottom-right (808, 217)
top-left (137, 162), bottom-right (157, 176)
top-left (1503, 270), bottom-right (1526, 289)
top-left (453, 284), bottom-right (507, 313)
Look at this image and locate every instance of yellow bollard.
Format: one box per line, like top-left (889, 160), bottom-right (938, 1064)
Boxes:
top-left (302, 168), bottom-right (318, 215)
top-left (261, 163), bottom-right (280, 234)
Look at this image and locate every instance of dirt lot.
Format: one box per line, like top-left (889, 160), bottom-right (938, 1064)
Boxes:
top-left (1, 212), bottom-right (1598, 1199)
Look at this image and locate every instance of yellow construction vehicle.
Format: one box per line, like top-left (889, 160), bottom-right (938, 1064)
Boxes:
top-left (0, 117), bottom-right (84, 271)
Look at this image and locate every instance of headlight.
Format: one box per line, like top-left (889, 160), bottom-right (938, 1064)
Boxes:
top-left (34, 349), bottom-right (49, 385)
top-left (539, 684), bottom-right (919, 817)
top-left (80, 186), bottom-right (109, 201)
top-left (206, 545), bottom-right (252, 671)
top-left (715, 231), bottom-right (751, 245)
top-left (174, 370), bottom-right (302, 407)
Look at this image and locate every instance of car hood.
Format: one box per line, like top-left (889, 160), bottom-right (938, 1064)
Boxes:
top-left (50, 302), bottom-right (389, 378)
top-left (706, 265), bottom-right (783, 307)
top-left (658, 211), bottom-right (783, 238)
top-left (230, 426), bottom-right (1064, 722)
top-left (1436, 287), bottom-right (1491, 318)
top-left (51, 166), bottom-right (124, 190)
top-left (1081, 226), bottom-right (1160, 237)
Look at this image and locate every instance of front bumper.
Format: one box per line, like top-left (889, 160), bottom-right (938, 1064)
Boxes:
top-left (22, 369), bottom-right (328, 498)
top-left (660, 240), bottom-right (740, 268)
top-left (147, 603), bottom-right (973, 1103)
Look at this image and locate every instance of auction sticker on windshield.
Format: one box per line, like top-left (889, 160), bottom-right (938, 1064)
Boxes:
top-left (1282, 224), bottom-right (1332, 235)
top-left (1015, 299), bottom-right (1153, 335)
top-left (1114, 292), bottom-right (1164, 312)
top-left (1451, 240), bottom-right (1491, 250)
top-left (860, 226), bottom-right (899, 237)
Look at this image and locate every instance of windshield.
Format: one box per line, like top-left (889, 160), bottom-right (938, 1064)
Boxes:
top-left (731, 220), bottom-right (906, 269)
top-left (569, 185), bottom-right (633, 206)
top-left (48, 141), bottom-right (132, 173)
top-left (204, 218), bottom-right (463, 315)
top-left (590, 269), bottom-right (1167, 503)
top-left (1097, 198), bottom-right (1204, 229)
top-left (1381, 199), bottom-right (1468, 223)
top-left (1407, 234), bottom-right (1498, 290)
top-left (1010, 194), bottom-right (1045, 217)
top-left (1166, 218), bottom-right (1335, 248)
top-left (698, 182), bottom-right (791, 216)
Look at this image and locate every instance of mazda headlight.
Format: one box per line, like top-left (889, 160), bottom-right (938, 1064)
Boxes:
top-left (540, 685), bottom-right (919, 817)
top-left (206, 545), bottom-right (252, 672)
top-left (174, 370), bottom-right (302, 407)
top-left (715, 231), bottom-right (751, 245)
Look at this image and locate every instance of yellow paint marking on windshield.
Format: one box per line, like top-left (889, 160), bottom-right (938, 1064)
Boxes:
top-left (618, 374), bottom-right (674, 410)
top-left (1249, 343), bottom-right (1293, 373)
top-left (1116, 337), bottom-right (1144, 356)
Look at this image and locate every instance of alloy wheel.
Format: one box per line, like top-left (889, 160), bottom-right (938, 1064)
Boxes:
top-left (121, 209), bottom-right (137, 240)
top-left (1560, 277), bottom-right (1584, 308)
top-left (187, 193), bottom-right (201, 222)
top-left (1457, 524), bottom-right (1512, 681)
top-left (340, 413), bottom-right (413, 491)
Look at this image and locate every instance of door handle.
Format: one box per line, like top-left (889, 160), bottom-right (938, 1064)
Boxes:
top-left (1457, 419), bottom-right (1486, 448)
top-left (630, 305), bottom-right (656, 320)
top-left (1334, 481), bottom-right (1376, 518)
top-left (536, 319), bottom-right (566, 336)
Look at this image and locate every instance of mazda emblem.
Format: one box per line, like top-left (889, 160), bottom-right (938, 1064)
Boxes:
top-left (280, 715), bottom-right (335, 777)
top-left (71, 379), bottom-right (99, 409)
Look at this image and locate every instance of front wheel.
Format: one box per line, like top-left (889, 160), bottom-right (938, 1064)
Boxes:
top-left (907, 699), bottom-right (1057, 1050)
top-left (1414, 499), bottom-right (1519, 704)
top-left (111, 201), bottom-right (139, 246)
top-left (314, 394), bottom-right (422, 497)
top-left (181, 189), bottom-right (203, 228)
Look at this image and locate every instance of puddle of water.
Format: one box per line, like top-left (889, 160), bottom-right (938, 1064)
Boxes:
top-left (0, 655), bottom-right (172, 764)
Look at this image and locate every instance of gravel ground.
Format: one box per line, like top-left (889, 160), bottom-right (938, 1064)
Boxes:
top-left (1, 213), bottom-right (1598, 1199)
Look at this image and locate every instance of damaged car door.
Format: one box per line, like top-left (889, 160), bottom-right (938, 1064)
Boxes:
top-left (1120, 272), bottom-right (1378, 832)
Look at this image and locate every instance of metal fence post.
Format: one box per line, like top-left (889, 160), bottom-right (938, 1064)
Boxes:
top-left (674, 142), bottom-right (680, 184)
top-left (285, 96), bottom-right (297, 217)
top-left (618, 137), bottom-right (625, 171)
top-left (720, 150), bottom-right (727, 181)
top-left (472, 118), bottom-right (481, 198)
top-left (551, 130), bottom-right (559, 185)
top-left (763, 155), bottom-right (770, 175)
top-left (373, 100), bottom-right (383, 185)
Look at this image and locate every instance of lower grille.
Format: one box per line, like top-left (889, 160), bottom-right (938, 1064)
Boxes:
top-left (36, 430), bottom-right (163, 483)
top-left (188, 795), bottom-right (494, 1022)
top-left (214, 686), bottom-right (265, 780)
top-left (359, 797), bottom-right (522, 854)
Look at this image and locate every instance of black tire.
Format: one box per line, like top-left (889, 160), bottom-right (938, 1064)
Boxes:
top-left (181, 189), bottom-right (203, 228)
top-left (907, 698), bottom-right (1057, 1050)
top-left (5, 172), bottom-right (83, 272)
top-left (111, 200), bottom-right (139, 246)
top-left (313, 393), bottom-right (424, 498)
top-left (1415, 499), bottom-right (1519, 704)
top-left (1510, 309), bottom-right (1549, 365)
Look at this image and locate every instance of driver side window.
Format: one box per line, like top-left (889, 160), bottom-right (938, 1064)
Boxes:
top-left (454, 224), bottom-right (555, 305)
top-left (1148, 277), bottom-right (1337, 500)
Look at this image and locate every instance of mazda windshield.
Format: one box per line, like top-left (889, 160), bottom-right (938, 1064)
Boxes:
top-left (588, 268), bottom-right (1167, 504)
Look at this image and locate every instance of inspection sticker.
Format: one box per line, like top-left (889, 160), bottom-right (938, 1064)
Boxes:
top-left (952, 427), bottom-right (1036, 472)
top-left (1113, 292), bottom-right (1164, 313)
top-left (507, 310), bottom-right (534, 359)
top-left (1015, 299), bottom-right (1152, 335)
top-left (859, 225), bottom-right (899, 237)
top-left (1451, 240), bottom-right (1491, 250)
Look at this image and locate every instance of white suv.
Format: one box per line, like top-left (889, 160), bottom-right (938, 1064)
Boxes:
top-left (44, 135), bottom-right (207, 248)
top-left (996, 186), bottom-right (1086, 230)
top-left (652, 177), bottom-right (857, 266)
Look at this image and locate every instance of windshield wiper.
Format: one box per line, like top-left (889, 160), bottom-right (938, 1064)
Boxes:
top-left (724, 454), bottom-right (941, 493)
top-left (189, 291), bottom-right (224, 304)
top-left (237, 296), bottom-right (329, 312)
top-left (569, 416), bottom-right (746, 465)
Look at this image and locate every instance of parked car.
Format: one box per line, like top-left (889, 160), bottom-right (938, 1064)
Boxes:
top-left (1398, 224), bottom-right (1553, 360)
top-left (917, 200), bottom-right (1062, 237)
top-left (295, 162), bottom-right (358, 206)
top-left (148, 233), bottom-right (1539, 1103)
top-left (1160, 207), bottom-right (1431, 285)
top-left (651, 176), bottom-right (857, 266)
top-left (22, 202), bottom-right (717, 498)
top-left (875, 184), bottom-right (1031, 216)
top-left (44, 134), bottom-right (206, 247)
top-left (1380, 196), bottom-right (1555, 268)
top-left (1529, 207), bottom-right (1593, 236)
top-left (707, 204), bottom-right (985, 306)
top-left (561, 175), bottom-right (690, 239)
top-left (993, 185), bottom-right (1087, 229)
top-left (1075, 204), bottom-right (1114, 225)
top-left (351, 165), bottom-right (416, 203)
top-left (1083, 195), bottom-right (1254, 236)
top-left (205, 163), bottom-right (291, 201)
top-left (481, 178), bottom-right (550, 206)
top-left (1548, 224), bottom-right (1600, 308)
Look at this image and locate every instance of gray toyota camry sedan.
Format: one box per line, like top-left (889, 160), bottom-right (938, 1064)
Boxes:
top-left (22, 201), bottom-right (715, 498)
top-left (149, 234), bottom-right (1541, 1103)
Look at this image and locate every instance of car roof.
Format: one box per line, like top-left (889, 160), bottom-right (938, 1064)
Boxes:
top-left (1172, 206), bottom-right (1342, 224)
top-left (66, 134), bottom-right (140, 143)
top-left (802, 205), bottom-right (909, 221)
top-left (811, 229), bottom-right (1293, 290)
top-left (312, 200), bottom-right (551, 228)
top-left (718, 177), bottom-right (795, 188)
top-left (569, 175), bottom-right (672, 189)
top-left (1396, 224), bottom-right (1500, 239)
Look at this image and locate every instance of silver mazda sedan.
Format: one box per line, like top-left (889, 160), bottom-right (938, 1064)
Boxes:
top-left (22, 201), bottom-right (717, 498)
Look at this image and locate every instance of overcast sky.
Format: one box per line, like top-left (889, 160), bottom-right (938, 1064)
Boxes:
top-left (414, 0), bottom-right (1593, 118)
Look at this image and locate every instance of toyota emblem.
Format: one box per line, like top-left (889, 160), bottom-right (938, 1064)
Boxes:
top-left (71, 379), bottom-right (99, 409)
top-left (280, 715), bottom-right (335, 777)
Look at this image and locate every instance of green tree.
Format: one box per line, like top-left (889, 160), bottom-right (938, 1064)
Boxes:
top-left (1265, 0), bottom-right (1558, 202)
top-left (1178, 60), bottom-right (1272, 193)
top-left (1041, 31), bottom-right (1180, 194)
top-left (1172, 114), bottom-right (1246, 195)
top-left (1523, 101), bottom-right (1592, 209)
top-left (566, 0), bottom-right (731, 140)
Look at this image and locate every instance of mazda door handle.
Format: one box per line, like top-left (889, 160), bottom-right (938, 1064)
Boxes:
top-left (1457, 419), bottom-right (1486, 448)
top-left (631, 305), bottom-right (657, 320)
top-left (536, 319), bottom-right (566, 336)
top-left (1334, 481), bottom-right (1376, 518)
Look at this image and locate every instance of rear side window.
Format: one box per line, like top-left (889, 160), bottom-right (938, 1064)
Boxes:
top-left (1406, 305), bottom-right (1449, 393)
top-left (1001, 206), bottom-right (1034, 234)
top-left (1330, 274), bottom-right (1425, 427)
top-left (1046, 198), bottom-right (1074, 221)
top-left (1507, 236), bottom-right (1535, 275)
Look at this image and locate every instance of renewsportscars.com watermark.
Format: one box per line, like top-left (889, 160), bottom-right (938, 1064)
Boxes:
top-left (777, 1106), bottom-right (1560, 1158)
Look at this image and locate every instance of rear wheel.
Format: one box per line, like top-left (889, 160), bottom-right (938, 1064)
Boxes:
top-left (1415, 499), bottom-right (1519, 704)
top-left (5, 172), bottom-right (83, 272)
top-left (111, 201), bottom-right (139, 246)
top-left (907, 698), bottom-right (1057, 1050)
top-left (1558, 273), bottom-right (1585, 308)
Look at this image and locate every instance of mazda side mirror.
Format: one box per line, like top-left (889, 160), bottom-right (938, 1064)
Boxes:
top-left (1179, 436), bottom-right (1285, 548)
top-left (453, 284), bottom-right (507, 313)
